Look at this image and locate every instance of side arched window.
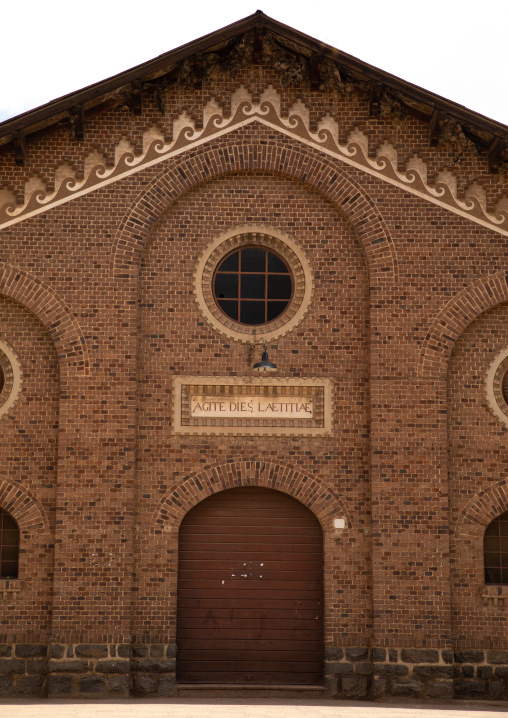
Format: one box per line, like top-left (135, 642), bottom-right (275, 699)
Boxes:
top-left (0, 508), bottom-right (19, 578)
top-left (484, 511), bottom-right (508, 584)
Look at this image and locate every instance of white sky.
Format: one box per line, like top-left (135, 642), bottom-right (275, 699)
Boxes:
top-left (1, 1), bottom-right (507, 126)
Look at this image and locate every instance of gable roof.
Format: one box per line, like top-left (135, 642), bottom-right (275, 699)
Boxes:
top-left (0, 10), bottom-right (507, 170)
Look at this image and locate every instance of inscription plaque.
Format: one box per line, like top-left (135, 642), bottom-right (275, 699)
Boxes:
top-left (174, 377), bottom-right (332, 436)
top-left (191, 395), bottom-right (314, 419)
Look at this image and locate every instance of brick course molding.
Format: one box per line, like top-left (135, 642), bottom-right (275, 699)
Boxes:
top-left (418, 271), bottom-right (508, 379)
top-left (111, 137), bottom-right (397, 284)
top-left (2, 86), bottom-right (507, 238)
top-left (152, 461), bottom-right (350, 534)
top-left (0, 263), bottom-right (89, 375)
top-left (0, 479), bottom-right (49, 533)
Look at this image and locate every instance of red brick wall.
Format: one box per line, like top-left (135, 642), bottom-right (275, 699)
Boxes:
top-left (449, 303), bottom-right (508, 646)
top-left (0, 54), bottom-right (507, 699)
top-left (134, 172), bottom-right (370, 645)
top-left (0, 297), bottom-right (58, 641)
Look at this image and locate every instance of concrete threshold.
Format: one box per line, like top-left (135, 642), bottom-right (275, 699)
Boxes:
top-left (177, 684), bottom-right (326, 698)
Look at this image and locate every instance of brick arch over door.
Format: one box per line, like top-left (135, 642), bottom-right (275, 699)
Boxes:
top-left (152, 460), bottom-right (351, 535)
top-left (111, 139), bottom-right (397, 285)
top-left (0, 478), bottom-right (49, 534)
top-left (455, 479), bottom-right (508, 544)
top-left (418, 271), bottom-right (508, 379)
top-left (0, 263), bottom-right (89, 375)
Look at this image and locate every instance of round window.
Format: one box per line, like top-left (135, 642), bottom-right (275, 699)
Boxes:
top-left (503, 369), bottom-right (508, 406)
top-left (0, 340), bottom-right (22, 419)
top-left (194, 228), bottom-right (313, 343)
top-left (486, 348), bottom-right (508, 428)
top-left (213, 247), bottom-right (293, 326)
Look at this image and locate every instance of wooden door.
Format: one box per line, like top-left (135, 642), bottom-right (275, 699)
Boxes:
top-left (177, 486), bottom-right (323, 685)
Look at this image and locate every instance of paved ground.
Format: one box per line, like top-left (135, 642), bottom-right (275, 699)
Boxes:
top-left (1, 698), bottom-right (507, 718)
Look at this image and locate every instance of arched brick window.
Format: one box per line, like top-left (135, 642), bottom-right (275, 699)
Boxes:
top-left (0, 508), bottom-right (20, 578)
top-left (484, 511), bottom-right (508, 584)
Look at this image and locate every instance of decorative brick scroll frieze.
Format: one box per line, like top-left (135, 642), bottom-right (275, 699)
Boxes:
top-left (418, 271), bottom-right (508, 379)
top-left (2, 86), bottom-right (507, 237)
top-left (173, 376), bottom-right (332, 436)
top-left (0, 263), bottom-right (89, 375)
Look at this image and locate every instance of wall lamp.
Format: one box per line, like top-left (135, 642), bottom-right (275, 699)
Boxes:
top-left (252, 342), bottom-right (278, 373)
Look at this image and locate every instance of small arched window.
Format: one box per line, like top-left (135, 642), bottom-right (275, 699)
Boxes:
top-left (0, 508), bottom-right (19, 579)
top-left (484, 511), bottom-right (508, 584)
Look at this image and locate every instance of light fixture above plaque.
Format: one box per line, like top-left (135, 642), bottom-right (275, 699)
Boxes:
top-left (252, 346), bottom-right (278, 373)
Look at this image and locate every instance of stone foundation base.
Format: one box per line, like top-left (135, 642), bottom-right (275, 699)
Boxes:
top-left (47, 643), bottom-right (131, 697)
top-left (0, 644), bottom-right (48, 697)
top-left (325, 646), bottom-right (508, 701)
top-left (0, 643), bottom-right (176, 698)
top-left (0, 643), bottom-right (506, 699)
top-left (130, 643), bottom-right (176, 697)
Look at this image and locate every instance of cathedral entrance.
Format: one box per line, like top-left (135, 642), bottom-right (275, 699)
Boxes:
top-left (177, 486), bottom-right (323, 685)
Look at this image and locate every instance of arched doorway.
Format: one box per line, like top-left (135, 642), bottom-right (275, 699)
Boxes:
top-left (177, 486), bottom-right (323, 685)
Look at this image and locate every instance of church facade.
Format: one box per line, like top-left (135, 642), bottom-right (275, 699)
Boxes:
top-left (0, 12), bottom-right (508, 700)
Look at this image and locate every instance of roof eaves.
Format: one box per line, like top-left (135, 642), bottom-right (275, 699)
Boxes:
top-left (0, 11), bottom-right (266, 140)
top-left (1, 10), bottom-right (507, 144)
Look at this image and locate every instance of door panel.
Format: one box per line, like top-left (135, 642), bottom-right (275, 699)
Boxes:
top-left (177, 486), bottom-right (323, 685)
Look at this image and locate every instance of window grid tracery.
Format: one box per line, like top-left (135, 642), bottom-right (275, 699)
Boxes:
top-left (484, 511), bottom-right (508, 584)
top-left (213, 246), bottom-right (293, 325)
top-left (0, 508), bottom-right (19, 579)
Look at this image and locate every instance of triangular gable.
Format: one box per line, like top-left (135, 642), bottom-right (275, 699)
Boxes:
top-left (1, 85), bottom-right (507, 236)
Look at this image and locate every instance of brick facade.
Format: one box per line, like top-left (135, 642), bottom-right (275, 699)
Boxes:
top-left (0, 13), bottom-right (507, 699)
